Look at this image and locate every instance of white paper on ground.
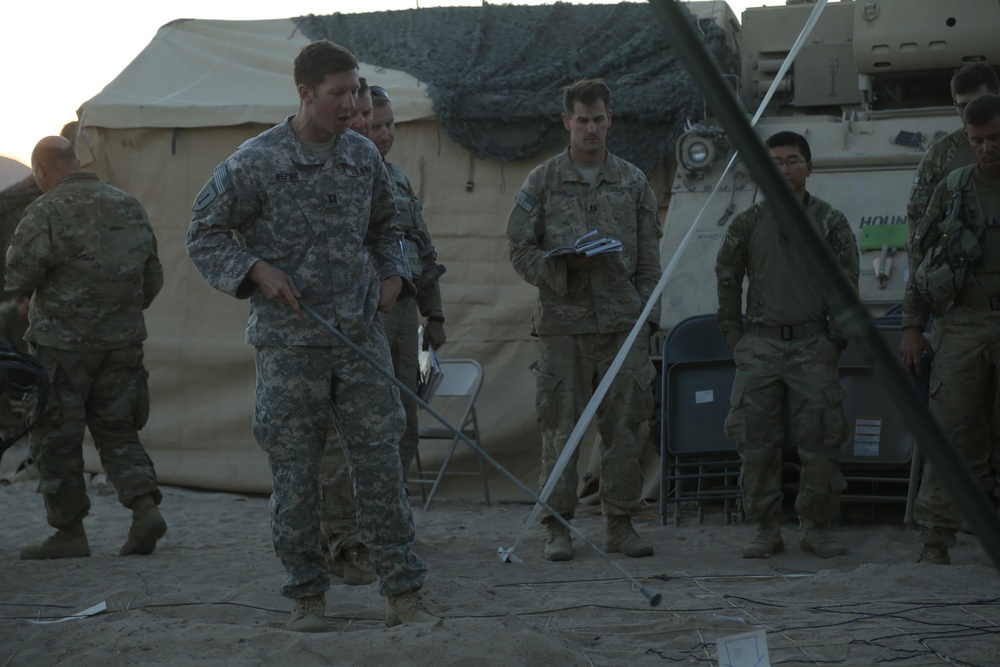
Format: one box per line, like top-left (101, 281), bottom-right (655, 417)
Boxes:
top-left (716, 628), bottom-right (770, 667)
top-left (30, 600), bottom-right (108, 625)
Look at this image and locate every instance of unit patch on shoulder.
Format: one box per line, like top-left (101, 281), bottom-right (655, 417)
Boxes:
top-left (515, 190), bottom-right (536, 212)
top-left (192, 164), bottom-right (234, 212)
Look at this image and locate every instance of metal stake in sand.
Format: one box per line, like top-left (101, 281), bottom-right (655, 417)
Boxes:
top-left (300, 301), bottom-right (662, 607)
top-left (502, 0), bottom-right (831, 561)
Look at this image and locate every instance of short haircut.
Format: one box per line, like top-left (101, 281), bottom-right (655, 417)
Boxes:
top-left (31, 141), bottom-right (77, 169)
top-left (562, 78), bottom-right (611, 116)
top-left (293, 40), bottom-right (358, 90)
top-left (963, 93), bottom-right (1000, 126)
top-left (951, 63), bottom-right (1000, 98)
top-left (766, 130), bottom-right (812, 163)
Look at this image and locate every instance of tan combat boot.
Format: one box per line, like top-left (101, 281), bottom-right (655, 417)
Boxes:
top-left (20, 519), bottom-right (91, 560)
top-left (119, 494), bottom-right (167, 556)
top-left (917, 544), bottom-right (950, 565)
top-left (386, 590), bottom-right (440, 627)
top-left (799, 519), bottom-right (847, 558)
top-left (287, 594), bottom-right (327, 632)
top-left (330, 538), bottom-right (378, 585)
top-left (542, 517), bottom-right (573, 561)
top-left (605, 515), bottom-right (654, 558)
top-left (741, 518), bottom-right (784, 559)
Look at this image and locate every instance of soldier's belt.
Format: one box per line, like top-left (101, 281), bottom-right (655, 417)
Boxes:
top-left (955, 293), bottom-right (1000, 311)
top-left (745, 321), bottom-right (828, 341)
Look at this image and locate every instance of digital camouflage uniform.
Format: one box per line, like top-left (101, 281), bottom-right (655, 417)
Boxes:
top-left (320, 158), bottom-right (445, 562)
top-left (904, 167), bottom-right (1000, 549)
top-left (507, 149), bottom-right (661, 521)
top-left (5, 172), bottom-right (163, 527)
top-left (716, 195), bottom-right (859, 524)
top-left (906, 129), bottom-right (997, 498)
top-left (0, 299), bottom-right (29, 438)
top-left (186, 118), bottom-right (427, 600)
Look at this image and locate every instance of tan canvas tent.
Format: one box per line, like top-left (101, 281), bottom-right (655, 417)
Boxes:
top-left (73, 6), bottom-right (736, 501)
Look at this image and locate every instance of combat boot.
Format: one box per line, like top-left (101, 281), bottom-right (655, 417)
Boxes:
top-left (542, 517), bottom-right (573, 561)
top-left (20, 519), bottom-right (90, 560)
top-left (386, 590), bottom-right (440, 627)
top-left (605, 515), bottom-right (654, 558)
top-left (331, 539), bottom-right (378, 585)
top-left (119, 494), bottom-right (167, 556)
top-left (741, 518), bottom-right (784, 559)
top-left (287, 594), bottom-right (327, 632)
top-left (799, 519), bottom-right (847, 559)
top-left (917, 544), bottom-right (950, 565)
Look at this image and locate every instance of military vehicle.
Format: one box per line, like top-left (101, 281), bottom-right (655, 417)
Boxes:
top-left (659, 0), bottom-right (1000, 328)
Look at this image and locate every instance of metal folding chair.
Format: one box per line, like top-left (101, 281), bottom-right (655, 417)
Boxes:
top-left (412, 358), bottom-right (491, 511)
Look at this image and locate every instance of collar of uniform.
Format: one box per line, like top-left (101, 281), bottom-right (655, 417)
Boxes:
top-left (556, 147), bottom-right (622, 184)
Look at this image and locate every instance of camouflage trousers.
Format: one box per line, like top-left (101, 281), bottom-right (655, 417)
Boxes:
top-left (724, 334), bottom-right (848, 523)
top-left (915, 307), bottom-right (1000, 547)
top-left (253, 337), bottom-right (426, 600)
top-left (319, 298), bottom-right (420, 562)
top-left (28, 344), bottom-right (160, 527)
top-left (928, 316), bottom-right (1000, 505)
top-left (532, 331), bottom-right (656, 520)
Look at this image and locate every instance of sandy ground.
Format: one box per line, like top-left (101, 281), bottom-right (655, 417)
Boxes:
top-left (2, 441), bottom-right (998, 667)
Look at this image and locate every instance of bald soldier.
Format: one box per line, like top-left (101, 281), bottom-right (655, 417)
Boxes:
top-left (7, 136), bottom-right (166, 560)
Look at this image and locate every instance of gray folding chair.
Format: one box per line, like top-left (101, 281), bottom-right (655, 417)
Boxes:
top-left (412, 358), bottom-right (491, 511)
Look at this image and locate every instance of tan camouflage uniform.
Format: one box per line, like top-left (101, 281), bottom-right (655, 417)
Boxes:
top-left (320, 159), bottom-right (445, 562)
top-left (507, 149), bottom-right (661, 520)
top-left (186, 118), bottom-right (426, 600)
top-left (906, 128), bottom-right (998, 499)
top-left (904, 168), bottom-right (1000, 549)
top-left (5, 172), bottom-right (163, 526)
top-left (716, 195), bottom-right (859, 524)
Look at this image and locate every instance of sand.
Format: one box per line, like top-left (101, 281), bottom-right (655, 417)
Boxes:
top-left (2, 446), bottom-right (998, 667)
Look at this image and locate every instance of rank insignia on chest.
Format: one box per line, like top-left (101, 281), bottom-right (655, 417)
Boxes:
top-left (588, 204), bottom-right (598, 214)
top-left (515, 190), bottom-right (536, 212)
top-left (275, 172), bottom-right (299, 181)
top-left (327, 194), bottom-right (339, 205)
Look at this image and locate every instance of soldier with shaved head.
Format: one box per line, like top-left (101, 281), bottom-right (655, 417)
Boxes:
top-left (7, 135), bottom-right (166, 561)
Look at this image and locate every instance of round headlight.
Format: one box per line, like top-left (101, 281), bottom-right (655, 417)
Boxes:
top-left (687, 141), bottom-right (711, 165)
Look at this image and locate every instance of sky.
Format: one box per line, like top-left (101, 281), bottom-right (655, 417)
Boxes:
top-left (0, 0), bottom-right (768, 168)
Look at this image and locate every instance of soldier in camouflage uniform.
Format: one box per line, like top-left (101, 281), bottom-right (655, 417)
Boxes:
top-left (904, 64), bottom-right (1000, 510)
top-left (507, 79), bottom-right (660, 562)
top-left (317, 75), bottom-right (378, 587)
top-left (716, 131), bottom-right (859, 560)
top-left (320, 85), bottom-right (449, 586)
top-left (7, 136), bottom-right (166, 560)
top-left (186, 40), bottom-right (437, 632)
top-left (900, 94), bottom-right (1000, 565)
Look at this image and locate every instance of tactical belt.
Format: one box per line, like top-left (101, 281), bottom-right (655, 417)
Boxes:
top-left (956, 293), bottom-right (1000, 311)
top-left (746, 321), bottom-right (828, 341)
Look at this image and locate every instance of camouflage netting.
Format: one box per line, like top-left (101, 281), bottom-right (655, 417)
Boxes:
top-left (294, 1), bottom-right (738, 174)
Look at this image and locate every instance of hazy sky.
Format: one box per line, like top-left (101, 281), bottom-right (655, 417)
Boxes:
top-left (0, 0), bottom-right (767, 167)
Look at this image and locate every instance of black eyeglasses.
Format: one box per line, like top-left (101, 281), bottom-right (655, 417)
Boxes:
top-left (370, 85), bottom-right (389, 100)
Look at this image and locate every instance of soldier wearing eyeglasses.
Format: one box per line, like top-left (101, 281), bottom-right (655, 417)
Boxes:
top-left (715, 131), bottom-right (859, 561)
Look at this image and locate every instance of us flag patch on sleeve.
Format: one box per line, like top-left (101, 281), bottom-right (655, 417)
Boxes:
top-left (515, 190), bottom-right (536, 212)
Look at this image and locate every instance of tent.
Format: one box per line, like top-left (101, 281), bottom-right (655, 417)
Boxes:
top-left (73, 3), bottom-right (738, 499)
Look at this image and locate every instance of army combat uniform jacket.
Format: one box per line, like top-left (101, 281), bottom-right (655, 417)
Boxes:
top-left (507, 149), bottom-right (661, 336)
top-left (385, 161), bottom-right (444, 316)
top-left (186, 118), bottom-right (410, 344)
top-left (907, 128), bottom-right (975, 242)
top-left (5, 172), bottom-right (163, 351)
top-left (716, 194), bottom-right (860, 348)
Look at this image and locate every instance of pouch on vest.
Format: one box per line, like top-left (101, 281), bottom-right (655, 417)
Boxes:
top-left (914, 165), bottom-right (982, 309)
